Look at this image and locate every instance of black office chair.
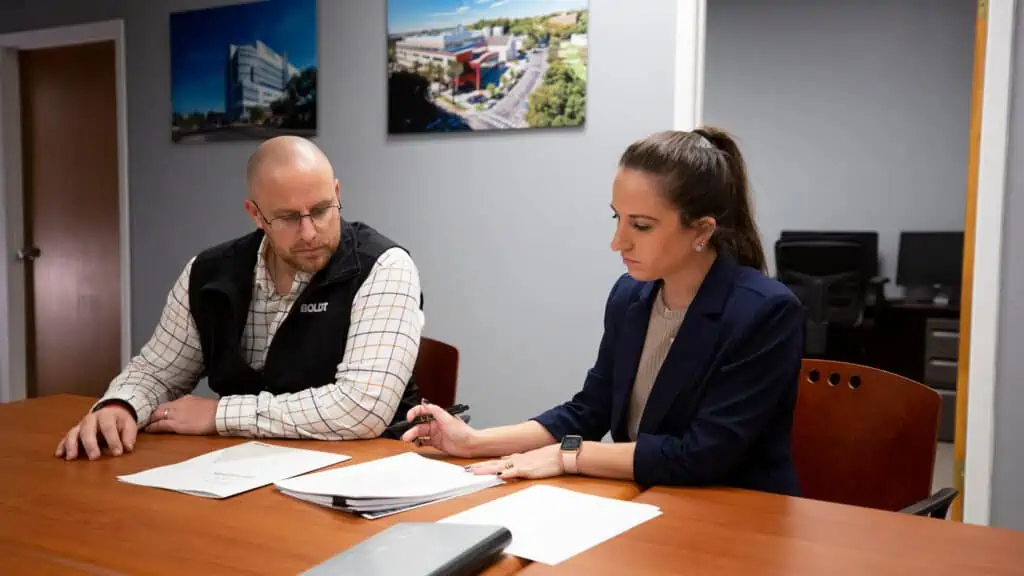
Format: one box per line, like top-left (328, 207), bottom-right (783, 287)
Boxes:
top-left (776, 239), bottom-right (870, 357)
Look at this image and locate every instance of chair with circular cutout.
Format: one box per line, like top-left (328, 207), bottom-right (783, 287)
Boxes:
top-left (792, 358), bottom-right (956, 517)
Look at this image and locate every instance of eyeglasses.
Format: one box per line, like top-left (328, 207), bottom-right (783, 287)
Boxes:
top-left (253, 201), bottom-right (341, 233)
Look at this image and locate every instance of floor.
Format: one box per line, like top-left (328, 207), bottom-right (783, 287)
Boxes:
top-left (933, 442), bottom-right (955, 493)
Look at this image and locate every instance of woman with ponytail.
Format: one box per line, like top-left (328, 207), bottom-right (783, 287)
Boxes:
top-left (401, 127), bottom-right (803, 496)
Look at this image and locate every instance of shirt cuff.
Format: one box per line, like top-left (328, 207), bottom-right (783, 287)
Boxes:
top-left (92, 396), bottom-right (143, 424)
top-left (633, 432), bottom-right (671, 488)
top-left (530, 413), bottom-right (571, 442)
top-left (215, 395), bottom-right (259, 436)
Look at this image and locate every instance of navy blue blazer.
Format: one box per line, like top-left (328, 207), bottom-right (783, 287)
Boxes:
top-left (533, 255), bottom-right (804, 496)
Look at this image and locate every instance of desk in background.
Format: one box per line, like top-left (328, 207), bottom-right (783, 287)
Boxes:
top-left (0, 395), bottom-right (640, 576)
top-left (866, 298), bottom-right (961, 441)
top-left (774, 229), bottom-right (964, 439)
top-left (521, 487), bottom-right (1024, 576)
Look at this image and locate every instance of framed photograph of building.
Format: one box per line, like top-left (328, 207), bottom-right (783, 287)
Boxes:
top-left (387, 0), bottom-right (588, 134)
top-left (170, 0), bottom-right (317, 143)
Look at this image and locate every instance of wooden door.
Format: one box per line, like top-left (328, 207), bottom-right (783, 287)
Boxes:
top-left (19, 41), bottom-right (121, 398)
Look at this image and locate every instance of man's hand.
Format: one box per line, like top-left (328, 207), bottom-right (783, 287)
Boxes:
top-left (55, 404), bottom-right (137, 461)
top-left (145, 395), bottom-right (218, 436)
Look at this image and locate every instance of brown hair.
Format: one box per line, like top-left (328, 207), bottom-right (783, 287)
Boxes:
top-left (618, 126), bottom-right (766, 273)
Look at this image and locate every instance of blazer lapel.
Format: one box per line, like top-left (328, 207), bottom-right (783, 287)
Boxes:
top-left (610, 282), bottom-right (658, 438)
top-left (636, 255), bottom-right (739, 435)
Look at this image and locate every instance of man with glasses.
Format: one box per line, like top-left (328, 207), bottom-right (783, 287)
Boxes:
top-left (56, 136), bottom-right (424, 460)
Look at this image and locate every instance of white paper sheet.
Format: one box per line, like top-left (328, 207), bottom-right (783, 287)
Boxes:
top-left (274, 451), bottom-right (503, 500)
top-left (117, 441), bottom-right (349, 498)
top-left (439, 484), bottom-right (662, 565)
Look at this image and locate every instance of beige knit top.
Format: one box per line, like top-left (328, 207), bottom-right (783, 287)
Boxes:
top-left (627, 288), bottom-right (688, 441)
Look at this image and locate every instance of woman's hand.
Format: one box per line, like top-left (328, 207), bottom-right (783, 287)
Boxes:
top-left (400, 402), bottom-right (479, 458)
top-left (466, 444), bottom-right (565, 480)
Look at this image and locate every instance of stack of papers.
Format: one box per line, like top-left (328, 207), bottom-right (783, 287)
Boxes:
top-left (274, 452), bottom-right (504, 519)
top-left (116, 441), bottom-right (350, 498)
top-left (440, 484), bottom-right (662, 565)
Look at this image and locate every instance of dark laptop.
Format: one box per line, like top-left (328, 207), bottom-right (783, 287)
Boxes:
top-left (300, 522), bottom-right (513, 576)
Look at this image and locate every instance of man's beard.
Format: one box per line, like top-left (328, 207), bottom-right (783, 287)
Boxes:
top-left (269, 236), bottom-right (339, 275)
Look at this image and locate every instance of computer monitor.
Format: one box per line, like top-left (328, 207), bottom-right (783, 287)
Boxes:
top-left (778, 230), bottom-right (879, 279)
top-left (896, 231), bottom-right (964, 302)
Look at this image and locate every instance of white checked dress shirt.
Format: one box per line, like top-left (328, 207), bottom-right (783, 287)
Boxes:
top-left (96, 236), bottom-right (424, 439)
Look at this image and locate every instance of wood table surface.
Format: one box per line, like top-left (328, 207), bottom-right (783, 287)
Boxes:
top-left (0, 395), bottom-right (640, 575)
top-left (522, 486), bottom-right (1024, 575)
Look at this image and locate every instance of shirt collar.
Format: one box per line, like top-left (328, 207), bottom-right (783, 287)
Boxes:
top-left (255, 235), bottom-right (312, 297)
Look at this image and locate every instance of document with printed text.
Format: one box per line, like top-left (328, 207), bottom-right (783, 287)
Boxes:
top-left (117, 441), bottom-right (349, 498)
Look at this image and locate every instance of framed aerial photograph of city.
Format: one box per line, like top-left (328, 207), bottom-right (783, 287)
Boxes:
top-left (170, 0), bottom-right (317, 143)
top-left (387, 0), bottom-right (588, 134)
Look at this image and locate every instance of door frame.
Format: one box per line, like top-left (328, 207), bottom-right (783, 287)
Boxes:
top-left (0, 19), bottom-right (131, 403)
top-left (960, 0), bottom-right (1017, 526)
top-left (674, 0), bottom-right (706, 130)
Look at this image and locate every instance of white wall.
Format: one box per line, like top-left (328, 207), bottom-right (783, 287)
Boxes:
top-left (0, 0), bottom-right (682, 427)
top-left (703, 0), bottom-right (976, 292)
top-left (330, 0), bottom-right (679, 427)
top-left (990, 0), bottom-right (1024, 532)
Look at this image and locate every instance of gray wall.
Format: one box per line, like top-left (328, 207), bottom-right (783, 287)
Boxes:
top-left (0, 0), bottom-right (678, 427)
top-left (991, 1), bottom-right (1024, 533)
top-left (704, 0), bottom-right (975, 291)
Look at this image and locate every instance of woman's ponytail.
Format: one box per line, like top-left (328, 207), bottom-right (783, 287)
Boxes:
top-left (692, 127), bottom-right (766, 273)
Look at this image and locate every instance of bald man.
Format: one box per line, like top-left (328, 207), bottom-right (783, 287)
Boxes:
top-left (56, 136), bottom-right (424, 460)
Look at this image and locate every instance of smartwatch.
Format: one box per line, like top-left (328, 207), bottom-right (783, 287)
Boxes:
top-left (560, 434), bottom-right (583, 474)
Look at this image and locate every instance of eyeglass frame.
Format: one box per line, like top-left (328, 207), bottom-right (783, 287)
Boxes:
top-left (250, 199), bottom-right (342, 233)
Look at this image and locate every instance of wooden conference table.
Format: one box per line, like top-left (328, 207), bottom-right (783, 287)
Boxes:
top-left (521, 487), bottom-right (1024, 576)
top-left (0, 395), bottom-right (639, 575)
top-left (4, 395), bottom-right (1024, 575)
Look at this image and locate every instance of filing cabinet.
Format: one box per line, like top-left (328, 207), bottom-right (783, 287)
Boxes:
top-left (923, 318), bottom-right (959, 442)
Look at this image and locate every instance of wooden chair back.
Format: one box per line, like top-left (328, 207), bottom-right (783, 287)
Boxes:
top-left (412, 337), bottom-right (460, 409)
top-left (792, 359), bottom-right (941, 511)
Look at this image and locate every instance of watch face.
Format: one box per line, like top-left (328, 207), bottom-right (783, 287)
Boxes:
top-left (561, 435), bottom-right (582, 451)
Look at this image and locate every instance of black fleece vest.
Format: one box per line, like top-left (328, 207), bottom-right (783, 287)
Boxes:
top-left (186, 220), bottom-right (420, 434)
